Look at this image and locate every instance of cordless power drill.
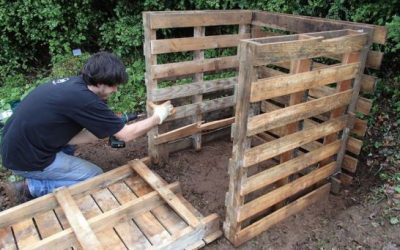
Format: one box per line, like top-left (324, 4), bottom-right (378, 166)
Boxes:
top-left (108, 113), bottom-right (139, 148)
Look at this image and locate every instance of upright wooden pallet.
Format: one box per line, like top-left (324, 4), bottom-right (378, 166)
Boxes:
top-left (224, 30), bottom-right (370, 246)
top-left (143, 10), bottom-right (252, 165)
top-left (0, 159), bottom-right (221, 250)
top-left (250, 11), bottom-right (387, 184)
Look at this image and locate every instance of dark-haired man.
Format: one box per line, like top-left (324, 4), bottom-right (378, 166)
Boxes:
top-left (1, 52), bottom-right (173, 202)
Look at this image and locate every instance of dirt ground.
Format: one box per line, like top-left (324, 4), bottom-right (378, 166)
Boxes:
top-left (1, 135), bottom-right (399, 249)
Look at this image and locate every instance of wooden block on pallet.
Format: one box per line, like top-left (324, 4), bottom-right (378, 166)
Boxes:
top-left (0, 159), bottom-right (221, 250)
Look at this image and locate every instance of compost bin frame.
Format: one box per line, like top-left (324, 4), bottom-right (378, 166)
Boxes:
top-left (143, 10), bottom-right (387, 246)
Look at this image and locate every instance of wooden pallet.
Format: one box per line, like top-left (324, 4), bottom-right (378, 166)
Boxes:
top-left (224, 29), bottom-right (371, 246)
top-left (0, 159), bottom-right (221, 250)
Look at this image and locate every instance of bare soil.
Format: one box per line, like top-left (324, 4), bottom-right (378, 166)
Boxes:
top-left (1, 135), bottom-right (399, 249)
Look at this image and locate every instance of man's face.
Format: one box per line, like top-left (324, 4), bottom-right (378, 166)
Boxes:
top-left (97, 84), bottom-right (118, 100)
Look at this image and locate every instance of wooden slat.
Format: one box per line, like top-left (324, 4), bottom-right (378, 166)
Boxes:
top-left (151, 33), bottom-right (250, 54)
top-left (75, 193), bottom-right (126, 250)
top-left (144, 12), bottom-right (166, 165)
top-left (242, 140), bottom-right (341, 195)
top-left (154, 117), bottom-right (234, 145)
top-left (149, 10), bottom-right (252, 29)
top-left (34, 210), bottom-right (63, 240)
top-left (361, 74), bottom-right (377, 93)
top-left (250, 63), bottom-right (359, 102)
top-left (347, 136), bottom-right (363, 155)
top-left (252, 33), bottom-right (368, 66)
top-left (0, 227), bottom-right (16, 250)
top-left (93, 184), bottom-right (153, 249)
top-left (352, 118), bottom-right (368, 137)
top-left (356, 97), bottom-right (373, 115)
top-left (234, 183), bottom-right (331, 246)
top-left (247, 90), bottom-right (352, 136)
top-left (124, 176), bottom-right (187, 235)
top-left (343, 155), bottom-right (358, 173)
top-left (130, 160), bottom-right (200, 228)
top-left (12, 219), bottom-right (41, 249)
top-left (366, 50), bottom-right (384, 69)
top-left (152, 77), bottom-right (236, 102)
top-left (152, 56), bottom-right (238, 80)
top-left (252, 11), bottom-right (386, 45)
top-left (28, 182), bottom-right (181, 250)
top-left (192, 25), bottom-right (205, 151)
top-left (224, 40), bottom-right (255, 241)
top-left (261, 61), bottom-right (377, 94)
top-left (155, 122), bottom-right (201, 145)
top-left (244, 115), bottom-right (347, 167)
top-left (54, 188), bottom-right (103, 250)
top-left (166, 95), bottom-right (235, 121)
top-left (238, 162), bottom-right (336, 222)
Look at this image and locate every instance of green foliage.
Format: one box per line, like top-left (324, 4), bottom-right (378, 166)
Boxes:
top-left (0, 0), bottom-right (102, 81)
top-left (108, 59), bottom-right (147, 113)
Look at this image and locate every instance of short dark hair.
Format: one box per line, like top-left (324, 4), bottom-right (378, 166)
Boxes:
top-left (81, 52), bottom-right (128, 86)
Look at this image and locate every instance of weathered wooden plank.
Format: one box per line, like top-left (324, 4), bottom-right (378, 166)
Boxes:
top-left (148, 10), bottom-right (252, 29)
top-left (234, 183), bottom-right (331, 246)
top-left (54, 188), bottom-right (103, 250)
top-left (192, 25), bottom-right (205, 151)
top-left (0, 227), bottom-right (16, 250)
top-left (361, 74), bottom-right (377, 94)
top-left (151, 34), bottom-right (250, 54)
top-left (356, 97), bottom-right (373, 115)
top-left (124, 176), bottom-right (187, 235)
top-left (247, 90), bottom-right (352, 136)
top-left (130, 160), bottom-right (200, 228)
top-left (144, 12), bottom-right (167, 165)
top-left (260, 61), bottom-right (377, 94)
top-left (244, 115), bottom-right (347, 167)
top-left (93, 184), bottom-right (152, 249)
top-left (224, 41), bottom-right (255, 241)
top-left (343, 155), bottom-right (359, 173)
top-left (238, 161), bottom-right (336, 222)
top-left (28, 182), bottom-right (181, 250)
top-left (252, 33), bottom-right (368, 66)
top-left (347, 136), bottom-right (363, 155)
top-left (251, 25), bottom-right (281, 38)
top-left (152, 77), bottom-right (236, 102)
top-left (12, 219), bottom-right (41, 249)
top-left (155, 122), bottom-right (201, 145)
top-left (242, 140), bottom-right (341, 195)
top-left (152, 55), bottom-right (237, 80)
top-left (366, 50), bottom-right (384, 69)
top-left (34, 210), bottom-right (63, 240)
top-left (155, 117), bottom-right (235, 145)
top-left (352, 118), bottom-right (368, 137)
top-left (252, 11), bottom-right (386, 44)
top-left (166, 95), bottom-right (235, 121)
top-left (250, 63), bottom-right (359, 102)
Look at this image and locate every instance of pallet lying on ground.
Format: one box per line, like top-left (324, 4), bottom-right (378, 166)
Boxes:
top-left (0, 159), bottom-right (221, 250)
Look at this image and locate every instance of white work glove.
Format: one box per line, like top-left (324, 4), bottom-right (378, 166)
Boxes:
top-left (153, 101), bottom-right (174, 124)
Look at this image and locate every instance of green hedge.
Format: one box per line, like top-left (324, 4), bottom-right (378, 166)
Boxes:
top-left (0, 0), bottom-right (399, 113)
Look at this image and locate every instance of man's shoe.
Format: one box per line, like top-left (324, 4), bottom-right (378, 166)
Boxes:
top-left (0, 180), bottom-right (33, 207)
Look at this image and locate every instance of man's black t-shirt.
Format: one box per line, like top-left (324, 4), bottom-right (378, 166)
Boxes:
top-left (1, 76), bottom-right (124, 171)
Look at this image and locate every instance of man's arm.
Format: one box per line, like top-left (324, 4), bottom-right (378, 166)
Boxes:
top-left (114, 114), bottom-right (159, 142)
top-left (114, 101), bottom-right (173, 142)
top-left (68, 129), bottom-right (99, 145)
